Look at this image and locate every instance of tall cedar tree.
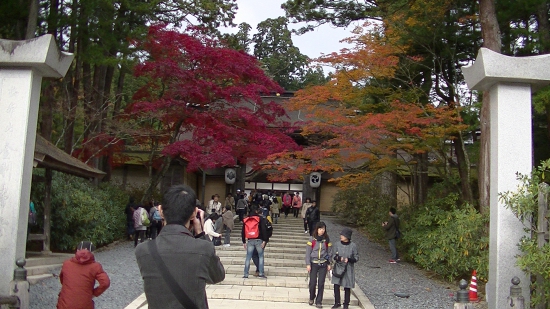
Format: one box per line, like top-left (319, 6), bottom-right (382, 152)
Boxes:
top-left (127, 25), bottom-right (299, 197)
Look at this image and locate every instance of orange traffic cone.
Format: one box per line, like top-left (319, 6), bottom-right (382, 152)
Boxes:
top-left (469, 270), bottom-right (479, 302)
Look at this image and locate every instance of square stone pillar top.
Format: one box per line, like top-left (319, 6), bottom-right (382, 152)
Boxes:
top-left (0, 34), bottom-right (74, 78)
top-left (462, 47), bottom-right (550, 92)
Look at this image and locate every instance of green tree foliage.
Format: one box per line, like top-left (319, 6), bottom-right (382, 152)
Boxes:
top-left (252, 17), bottom-right (327, 91)
top-left (30, 171), bottom-right (129, 251)
top-left (282, 0), bottom-right (381, 33)
top-left (220, 22), bottom-right (253, 53)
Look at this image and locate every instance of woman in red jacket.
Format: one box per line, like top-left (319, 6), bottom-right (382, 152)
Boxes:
top-left (57, 241), bottom-right (110, 309)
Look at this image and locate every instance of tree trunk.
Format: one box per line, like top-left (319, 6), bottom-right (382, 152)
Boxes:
top-left (25, 0), bottom-right (38, 39)
top-left (40, 82), bottom-right (55, 141)
top-left (454, 132), bottom-right (474, 204)
top-left (143, 155), bottom-right (172, 202)
top-left (536, 2), bottom-right (550, 150)
top-left (113, 64), bottom-right (126, 117)
top-left (413, 153), bottom-right (428, 205)
top-left (478, 0), bottom-right (501, 214)
top-left (377, 170), bottom-right (397, 208)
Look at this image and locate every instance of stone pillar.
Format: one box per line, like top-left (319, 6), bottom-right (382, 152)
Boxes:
top-left (0, 35), bottom-right (73, 296)
top-left (463, 48), bottom-right (550, 309)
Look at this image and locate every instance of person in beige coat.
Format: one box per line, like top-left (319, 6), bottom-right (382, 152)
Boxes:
top-left (222, 205), bottom-right (235, 246)
top-left (301, 197), bottom-right (313, 234)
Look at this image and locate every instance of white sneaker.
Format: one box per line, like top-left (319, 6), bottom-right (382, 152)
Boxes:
top-left (304, 231), bottom-right (308, 234)
top-left (223, 244), bottom-right (230, 247)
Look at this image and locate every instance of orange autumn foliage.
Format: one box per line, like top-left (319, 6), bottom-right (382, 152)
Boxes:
top-left (264, 24), bottom-right (467, 187)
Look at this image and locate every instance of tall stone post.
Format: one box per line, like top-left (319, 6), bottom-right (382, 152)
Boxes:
top-left (0, 35), bottom-right (73, 297)
top-left (463, 48), bottom-right (550, 309)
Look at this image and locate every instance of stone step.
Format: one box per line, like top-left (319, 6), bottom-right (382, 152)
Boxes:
top-left (216, 245), bottom-right (305, 254)
top-left (206, 284), bottom-right (359, 306)
top-left (25, 253), bottom-right (72, 267)
top-left (28, 273), bottom-right (54, 285)
top-left (229, 235), bottom-right (310, 242)
top-left (220, 256), bottom-right (305, 268)
top-left (221, 241), bottom-right (308, 249)
top-left (233, 229), bottom-right (310, 236)
top-left (221, 274), bottom-right (333, 289)
top-left (217, 250), bottom-right (304, 259)
top-left (125, 294), bottom-right (362, 309)
top-left (26, 263), bottom-right (62, 276)
top-left (207, 299), bottom-right (362, 309)
top-left (224, 265), bottom-right (309, 277)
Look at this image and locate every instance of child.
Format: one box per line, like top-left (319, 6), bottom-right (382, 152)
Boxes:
top-left (305, 221), bottom-right (333, 308)
top-left (57, 241), bottom-right (110, 309)
top-left (331, 228), bottom-right (359, 309)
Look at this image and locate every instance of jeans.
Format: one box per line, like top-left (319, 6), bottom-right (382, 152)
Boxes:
top-left (334, 285), bottom-right (351, 307)
top-left (252, 248), bottom-right (259, 272)
top-left (237, 209), bottom-right (245, 222)
top-left (389, 238), bottom-right (398, 260)
top-left (293, 207), bottom-right (300, 217)
top-left (272, 213), bottom-right (279, 224)
top-left (224, 227), bottom-right (231, 245)
top-left (244, 239), bottom-right (264, 276)
top-left (309, 262), bottom-right (328, 305)
top-left (303, 218), bottom-right (308, 232)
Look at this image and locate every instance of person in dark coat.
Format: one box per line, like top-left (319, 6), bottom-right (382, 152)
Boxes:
top-left (135, 184), bottom-right (225, 309)
top-left (306, 201), bottom-right (320, 236)
top-left (125, 197), bottom-right (136, 240)
top-left (331, 228), bottom-right (359, 309)
top-left (57, 241), bottom-right (110, 309)
top-left (382, 207), bottom-right (400, 263)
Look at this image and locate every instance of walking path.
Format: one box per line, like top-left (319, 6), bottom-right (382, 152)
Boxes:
top-left (30, 215), bottom-right (482, 308)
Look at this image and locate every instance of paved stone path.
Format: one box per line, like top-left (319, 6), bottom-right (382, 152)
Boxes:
top-left (125, 217), bottom-right (373, 309)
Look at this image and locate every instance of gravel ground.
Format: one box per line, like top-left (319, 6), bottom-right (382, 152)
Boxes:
top-left (30, 217), bottom-right (488, 309)
top-left (321, 216), bottom-right (488, 309)
top-left (30, 240), bottom-right (143, 309)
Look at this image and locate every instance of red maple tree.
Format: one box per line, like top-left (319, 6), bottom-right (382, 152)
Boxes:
top-left (125, 25), bottom-right (299, 193)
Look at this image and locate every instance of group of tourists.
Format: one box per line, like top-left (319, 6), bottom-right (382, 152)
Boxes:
top-left (53, 183), bottom-right (401, 309)
top-left (124, 197), bottom-right (163, 247)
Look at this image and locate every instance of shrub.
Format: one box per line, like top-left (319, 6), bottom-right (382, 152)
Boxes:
top-left (332, 182), bottom-right (393, 242)
top-left (30, 171), bottom-right (129, 251)
top-left (499, 159), bottom-right (550, 306)
top-left (402, 193), bottom-right (489, 281)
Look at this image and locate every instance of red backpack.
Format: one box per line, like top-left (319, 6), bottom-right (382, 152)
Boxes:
top-left (244, 216), bottom-right (260, 239)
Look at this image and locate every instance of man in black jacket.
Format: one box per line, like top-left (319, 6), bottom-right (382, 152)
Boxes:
top-left (382, 207), bottom-right (400, 263)
top-left (242, 205), bottom-right (269, 279)
top-left (306, 201), bottom-right (320, 236)
top-left (135, 184), bottom-right (225, 309)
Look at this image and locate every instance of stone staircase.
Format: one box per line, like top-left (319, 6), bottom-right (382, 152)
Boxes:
top-left (126, 217), bottom-right (370, 309)
top-left (25, 252), bottom-right (72, 284)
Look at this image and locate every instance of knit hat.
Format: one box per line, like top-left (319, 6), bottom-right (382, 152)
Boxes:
top-left (77, 241), bottom-right (96, 252)
top-left (340, 228), bottom-right (352, 240)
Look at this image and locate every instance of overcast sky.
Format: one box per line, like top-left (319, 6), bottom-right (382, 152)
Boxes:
top-left (221, 0), bottom-right (355, 62)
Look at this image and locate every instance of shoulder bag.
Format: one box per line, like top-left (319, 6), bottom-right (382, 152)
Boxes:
top-left (147, 240), bottom-right (199, 309)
